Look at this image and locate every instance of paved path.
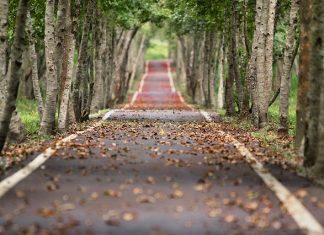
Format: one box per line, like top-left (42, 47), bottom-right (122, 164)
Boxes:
top-left (0, 60), bottom-right (323, 235)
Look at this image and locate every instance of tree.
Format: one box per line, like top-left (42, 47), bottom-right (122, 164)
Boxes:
top-left (295, 0), bottom-right (311, 150)
top-left (303, 0), bottom-right (324, 179)
top-left (0, 0), bottom-right (29, 152)
top-left (279, 0), bottom-right (299, 134)
top-left (40, 0), bottom-right (58, 134)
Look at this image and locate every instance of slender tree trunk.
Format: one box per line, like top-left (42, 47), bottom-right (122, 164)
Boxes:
top-left (27, 11), bottom-right (43, 118)
top-left (295, 0), bottom-right (311, 151)
top-left (73, 0), bottom-right (94, 122)
top-left (217, 36), bottom-right (225, 109)
top-left (91, 16), bottom-right (106, 113)
top-left (231, 0), bottom-right (243, 113)
top-left (255, 0), bottom-right (277, 128)
top-left (128, 34), bottom-right (146, 91)
top-left (0, 0), bottom-right (8, 80)
top-left (0, 0), bottom-right (28, 152)
top-left (278, 0), bottom-right (300, 134)
top-left (104, 25), bottom-right (116, 108)
top-left (246, 0), bottom-right (263, 126)
top-left (55, 0), bottom-right (69, 84)
top-left (58, 0), bottom-right (75, 131)
top-left (178, 36), bottom-right (193, 99)
top-left (192, 32), bottom-right (203, 103)
top-left (115, 29), bottom-right (138, 103)
top-left (202, 31), bottom-right (210, 108)
top-left (226, 44), bottom-right (235, 116)
top-left (40, 0), bottom-right (58, 134)
top-left (304, 0), bottom-right (324, 178)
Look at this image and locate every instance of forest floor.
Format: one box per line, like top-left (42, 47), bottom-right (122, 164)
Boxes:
top-left (0, 60), bottom-right (323, 235)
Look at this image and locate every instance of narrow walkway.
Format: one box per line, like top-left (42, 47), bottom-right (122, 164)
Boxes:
top-left (0, 60), bottom-right (323, 235)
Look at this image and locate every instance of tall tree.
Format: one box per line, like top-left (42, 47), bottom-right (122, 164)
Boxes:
top-left (0, 0), bottom-right (29, 152)
top-left (279, 0), bottom-right (300, 134)
top-left (40, 0), bottom-right (58, 134)
top-left (304, 0), bottom-right (324, 178)
top-left (295, 0), bottom-right (311, 150)
top-left (0, 0), bottom-right (8, 80)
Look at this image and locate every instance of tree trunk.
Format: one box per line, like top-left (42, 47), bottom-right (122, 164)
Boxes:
top-left (115, 29), bottom-right (138, 103)
top-left (246, 0), bottom-right (263, 126)
top-left (41, 0), bottom-right (58, 134)
top-left (19, 47), bottom-right (34, 99)
top-left (255, 0), bottom-right (277, 128)
top-left (295, 0), bottom-right (311, 151)
top-left (104, 25), bottom-right (116, 108)
top-left (278, 0), bottom-right (300, 134)
top-left (0, 0), bottom-right (8, 80)
top-left (304, 0), bottom-right (324, 178)
top-left (91, 15), bottom-right (106, 113)
top-left (0, 0), bottom-right (28, 152)
top-left (55, 0), bottom-right (69, 85)
top-left (231, 0), bottom-right (243, 113)
top-left (217, 36), bottom-right (225, 109)
top-left (58, 0), bottom-right (75, 131)
top-left (128, 33), bottom-right (146, 92)
top-left (72, 0), bottom-right (94, 122)
top-left (27, 11), bottom-right (43, 118)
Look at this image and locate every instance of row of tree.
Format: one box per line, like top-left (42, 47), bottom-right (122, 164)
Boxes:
top-left (0, 0), bottom-right (168, 152)
top-left (168, 0), bottom-right (323, 178)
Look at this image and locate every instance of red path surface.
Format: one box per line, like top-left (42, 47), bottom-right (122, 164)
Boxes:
top-left (128, 60), bottom-right (191, 110)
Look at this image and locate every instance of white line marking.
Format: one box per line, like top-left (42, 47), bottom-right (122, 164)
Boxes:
top-left (131, 91), bottom-right (139, 105)
top-left (102, 110), bottom-right (116, 120)
top-left (167, 61), bottom-right (176, 93)
top-left (200, 110), bottom-right (212, 122)
top-left (200, 111), bottom-right (324, 235)
top-left (177, 92), bottom-right (195, 111)
top-left (139, 61), bottom-right (149, 93)
top-left (0, 123), bottom-right (102, 199)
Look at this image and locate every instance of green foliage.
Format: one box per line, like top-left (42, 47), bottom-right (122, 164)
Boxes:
top-left (99, 0), bottom-right (169, 29)
top-left (145, 39), bottom-right (169, 60)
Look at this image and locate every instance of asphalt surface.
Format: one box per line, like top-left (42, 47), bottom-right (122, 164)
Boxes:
top-left (0, 60), bottom-right (323, 235)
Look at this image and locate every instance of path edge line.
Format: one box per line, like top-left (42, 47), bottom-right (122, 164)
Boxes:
top-left (0, 121), bottom-right (106, 199)
top-left (201, 111), bottom-right (324, 235)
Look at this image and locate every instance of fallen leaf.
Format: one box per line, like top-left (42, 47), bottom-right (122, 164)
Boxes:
top-left (122, 212), bottom-right (137, 222)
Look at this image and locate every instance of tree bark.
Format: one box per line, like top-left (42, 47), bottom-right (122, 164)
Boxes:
top-left (55, 0), bottom-right (69, 84)
top-left (40, 0), bottom-right (58, 134)
top-left (278, 0), bottom-right (299, 134)
top-left (58, 0), bottom-right (75, 131)
top-left (72, 0), bottom-right (95, 122)
top-left (304, 0), bottom-right (324, 178)
top-left (295, 0), bottom-right (311, 151)
top-left (104, 24), bottom-right (116, 108)
top-left (217, 36), bottom-right (225, 109)
top-left (0, 0), bottom-right (28, 152)
top-left (91, 15), bottom-right (106, 113)
top-left (246, 0), bottom-right (263, 126)
top-left (0, 0), bottom-right (8, 80)
top-left (230, 0), bottom-right (243, 113)
top-left (255, 0), bottom-right (278, 128)
top-left (26, 11), bottom-right (43, 118)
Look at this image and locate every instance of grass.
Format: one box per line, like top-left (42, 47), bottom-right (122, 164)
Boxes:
top-left (16, 99), bottom-right (41, 137)
top-left (145, 39), bottom-right (169, 60)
